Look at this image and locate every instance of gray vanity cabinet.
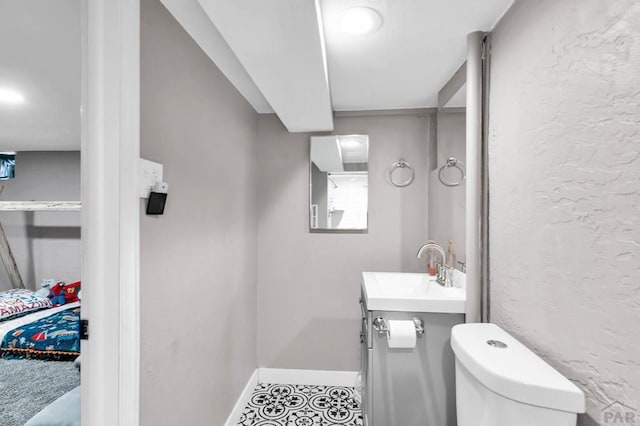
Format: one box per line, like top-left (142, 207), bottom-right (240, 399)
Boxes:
top-left (360, 293), bottom-right (464, 426)
top-left (359, 295), bottom-right (373, 425)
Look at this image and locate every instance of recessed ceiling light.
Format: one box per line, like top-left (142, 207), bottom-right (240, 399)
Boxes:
top-left (340, 7), bottom-right (383, 36)
top-left (340, 137), bottom-right (363, 150)
top-left (0, 87), bottom-right (25, 105)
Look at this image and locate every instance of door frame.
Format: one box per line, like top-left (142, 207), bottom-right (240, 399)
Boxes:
top-left (81, 0), bottom-right (140, 425)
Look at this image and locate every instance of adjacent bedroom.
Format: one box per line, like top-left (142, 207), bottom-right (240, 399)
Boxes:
top-left (0, 1), bottom-right (82, 426)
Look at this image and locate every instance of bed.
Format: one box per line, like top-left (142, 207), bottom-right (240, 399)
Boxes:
top-left (0, 302), bottom-right (81, 360)
top-left (0, 290), bottom-right (81, 426)
top-left (0, 201), bottom-right (82, 425)
top-left (0, 287), bottom-right (81, 361)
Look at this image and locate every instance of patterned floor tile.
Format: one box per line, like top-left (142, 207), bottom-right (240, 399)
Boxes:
top-left (238, 383), bottom-right (363, 426)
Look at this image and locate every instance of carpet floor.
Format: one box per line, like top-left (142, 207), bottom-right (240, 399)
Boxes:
top-left (0, 359), bottom-right (80, 426)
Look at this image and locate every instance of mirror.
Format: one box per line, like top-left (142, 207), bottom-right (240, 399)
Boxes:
top-left (310, 135), bottom-right (369, 232)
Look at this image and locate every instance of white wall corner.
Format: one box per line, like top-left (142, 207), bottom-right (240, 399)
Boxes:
top-left (224, 369), bottom-right (259, 426)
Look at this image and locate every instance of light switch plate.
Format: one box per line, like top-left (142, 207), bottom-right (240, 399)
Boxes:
top-left (139, 158), bottom-right (163, 198)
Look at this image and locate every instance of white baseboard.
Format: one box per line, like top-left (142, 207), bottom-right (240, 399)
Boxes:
top-left (258, 368), bottom-right (359, 387)
top-left (224, 369), bottom-right (258, 426)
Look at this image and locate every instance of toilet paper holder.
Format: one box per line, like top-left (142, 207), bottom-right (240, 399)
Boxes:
top-left (373, 316), bottom-right (425, 336)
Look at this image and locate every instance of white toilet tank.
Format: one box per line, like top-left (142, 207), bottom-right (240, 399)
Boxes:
top-left (451, 323), bottom-right (585, 426)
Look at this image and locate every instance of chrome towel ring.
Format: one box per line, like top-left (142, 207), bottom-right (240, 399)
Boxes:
top-left (438, 157), bottom-right (465, 187)
top-left (387, 159), bottom-right (415, 187)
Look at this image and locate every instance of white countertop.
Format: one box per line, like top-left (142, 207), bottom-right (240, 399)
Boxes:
top-left (362, 271), bottom-right (466, 313)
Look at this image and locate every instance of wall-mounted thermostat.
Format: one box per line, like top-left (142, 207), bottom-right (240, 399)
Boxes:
top-left (146, 181), bottom-right (168, 215)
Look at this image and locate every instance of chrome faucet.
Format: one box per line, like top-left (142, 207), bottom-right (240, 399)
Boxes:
top-left (416, 242), bottom-right (453, 287)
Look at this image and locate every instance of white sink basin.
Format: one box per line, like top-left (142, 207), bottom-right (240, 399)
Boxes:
top-left (362, 271), bottom-right (466, 313)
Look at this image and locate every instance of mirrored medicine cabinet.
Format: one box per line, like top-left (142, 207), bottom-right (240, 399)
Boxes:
top-left (309, 135), bottom-right (369, 233)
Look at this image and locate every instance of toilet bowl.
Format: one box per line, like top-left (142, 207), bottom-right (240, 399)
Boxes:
top-left (451, 323), bottom-right (585, 426)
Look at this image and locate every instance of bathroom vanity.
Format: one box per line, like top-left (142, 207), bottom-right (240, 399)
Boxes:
top-left (360, 272), bottom-right (465, 426)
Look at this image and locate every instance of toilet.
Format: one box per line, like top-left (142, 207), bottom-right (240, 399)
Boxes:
top-left (451, 323), bottom-right (585, 426)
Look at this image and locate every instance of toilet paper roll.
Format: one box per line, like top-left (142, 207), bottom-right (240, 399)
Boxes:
top-left (386, 320), bottom-right (417, 349)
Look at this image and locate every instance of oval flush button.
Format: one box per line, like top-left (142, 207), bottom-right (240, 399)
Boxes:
top-left (487, 339), bottom-right (508, 349)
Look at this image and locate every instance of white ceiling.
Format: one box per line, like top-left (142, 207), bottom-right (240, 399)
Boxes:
top-left (0, 0), bottom-right (81, 151)
top-left (311, 135), bottom-right (369, 172)
top-left (320, 0), bottom-right (513, 111)
top-left (339, 135), bottom-right (368, 164)
top-left (164, 0), bottom-right (512, 131)
top-left (2, 0), bottom-right (513, 150)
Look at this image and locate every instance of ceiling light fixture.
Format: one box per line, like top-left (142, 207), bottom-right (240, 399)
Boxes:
top-left (340, 7), bottom-right (383, 36)
top-left (340, 137), bottom-right (363, 150)
top-left (0, 87), bottom-right (25, 105)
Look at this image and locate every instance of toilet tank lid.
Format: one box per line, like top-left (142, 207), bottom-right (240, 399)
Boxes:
top-left (451, 323), bottom-right (585, 413)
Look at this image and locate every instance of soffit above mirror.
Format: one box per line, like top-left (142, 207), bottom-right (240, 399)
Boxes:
top-left (196, 0), bottom-right (334, 133)
top-left (159, 0), bottom-right (274, 114)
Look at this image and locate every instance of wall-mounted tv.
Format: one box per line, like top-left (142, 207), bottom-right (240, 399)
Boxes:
top-left (0, 153), bottom-right (16, 180)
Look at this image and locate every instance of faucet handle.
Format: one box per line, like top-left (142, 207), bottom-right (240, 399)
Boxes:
top-left (435, 264), bottom-right (454, 287)
top-left (436, 263), bottom-right (444, 282)
top-left (443, 265), bottom-right (453, 287)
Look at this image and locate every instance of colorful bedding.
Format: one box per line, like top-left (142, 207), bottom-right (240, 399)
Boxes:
top-left (1, 305), bottom-right (80, 360)
top-left (0, 289), bottom-right (52, 321)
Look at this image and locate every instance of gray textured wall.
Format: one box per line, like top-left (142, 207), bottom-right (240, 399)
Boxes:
top-left (140, 1), bottom-right (258, 424)
top-left (256, 112), bottom-right (436, 371)
top-left (488, 0), bottom-right (640, 423)
top-left (429, 111), bottom-right (466, 264)
top-left (0, 151), bottom-right (80, 292)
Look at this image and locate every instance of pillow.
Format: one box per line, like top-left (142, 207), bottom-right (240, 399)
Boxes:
top-left (24, 386), bottom-right (80, 426)
top-left (0, 289), bottom-right (52, 321)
